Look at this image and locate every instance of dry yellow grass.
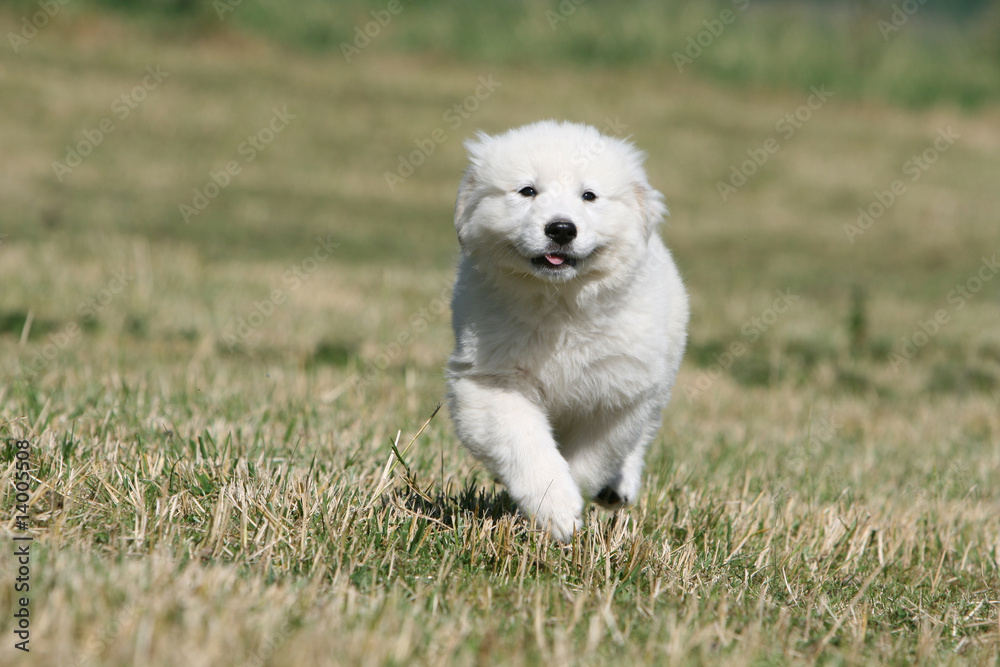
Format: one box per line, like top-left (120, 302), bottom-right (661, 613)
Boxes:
top-left (1, 8), bottom-right (999, 666)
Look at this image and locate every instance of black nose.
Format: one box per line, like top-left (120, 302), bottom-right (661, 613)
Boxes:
top-left (544, 220), bottom-right (577, 245)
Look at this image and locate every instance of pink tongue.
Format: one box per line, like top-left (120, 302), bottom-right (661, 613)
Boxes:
top-left (545, 254), bottom-right (565, 266)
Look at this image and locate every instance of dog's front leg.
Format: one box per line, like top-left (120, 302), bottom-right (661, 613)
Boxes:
top-left (448, 377), bottom-right (583, 541)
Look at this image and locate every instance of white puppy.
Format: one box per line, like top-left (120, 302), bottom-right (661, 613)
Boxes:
top-left (447, 120), bottom-right (688, 541)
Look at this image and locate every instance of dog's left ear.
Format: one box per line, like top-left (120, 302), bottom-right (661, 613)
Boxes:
top-left (633, 181), bottom-right (668, 241)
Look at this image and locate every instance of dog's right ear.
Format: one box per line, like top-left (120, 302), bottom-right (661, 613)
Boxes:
top-left (453, 167), bottom-right (477, 235)
top-left (454, 133), bottom-right (491, 240)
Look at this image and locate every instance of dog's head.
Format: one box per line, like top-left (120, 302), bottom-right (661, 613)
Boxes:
top-left (454, 120), bottom-right (666, 284)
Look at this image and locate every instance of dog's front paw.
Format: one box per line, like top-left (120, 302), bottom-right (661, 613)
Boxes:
top-left (534, 504), bottom-right (582, 543)
top-left (522, 485), bottom-right (583, 543)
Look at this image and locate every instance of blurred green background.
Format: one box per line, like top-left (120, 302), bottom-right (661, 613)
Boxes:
top-left (2, 0), bottom-right (1000, 408)
top-left (11, 0), bottom-right (1000, 107)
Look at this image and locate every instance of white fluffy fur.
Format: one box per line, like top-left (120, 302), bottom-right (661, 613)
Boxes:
top-left (447, 120), bottom-right (689, 541)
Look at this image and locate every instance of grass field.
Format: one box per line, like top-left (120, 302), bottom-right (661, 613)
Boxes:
top-left (2, 3), bottom-right (1000, 665)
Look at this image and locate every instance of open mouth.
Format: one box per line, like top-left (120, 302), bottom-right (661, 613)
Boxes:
top-left (531, 253), bottom-right (577, 270)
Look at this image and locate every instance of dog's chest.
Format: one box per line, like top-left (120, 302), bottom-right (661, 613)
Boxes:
top-left (499, 316), bottom-right (656, 411)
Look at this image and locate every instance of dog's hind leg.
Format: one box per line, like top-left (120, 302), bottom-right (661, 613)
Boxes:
top-left (578, 406), bottom-right (662, 510)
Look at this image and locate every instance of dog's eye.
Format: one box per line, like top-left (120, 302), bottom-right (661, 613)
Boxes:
top-left (517, 186), bottom-right (537, 198)
top-left (582, 191), bottom-right (597, 202)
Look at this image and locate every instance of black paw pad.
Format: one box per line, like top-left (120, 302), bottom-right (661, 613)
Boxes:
top-left (595, 486), bottom-right (625, 507)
